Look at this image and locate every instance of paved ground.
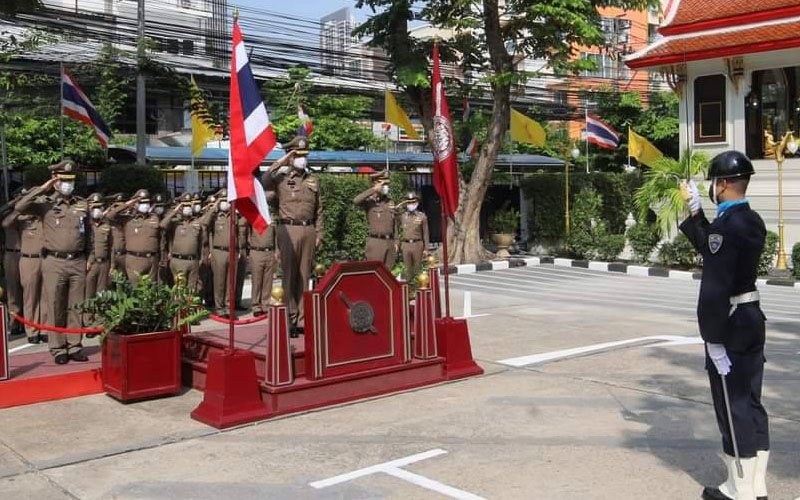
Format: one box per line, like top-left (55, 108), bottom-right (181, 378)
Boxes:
top-left (1, 265), bottom-right (799, 499)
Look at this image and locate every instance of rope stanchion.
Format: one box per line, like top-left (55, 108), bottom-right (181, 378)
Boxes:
top-left (12, 314), bottom-right (104, 335)
top-left (208, 313), bottom-right (269, 326)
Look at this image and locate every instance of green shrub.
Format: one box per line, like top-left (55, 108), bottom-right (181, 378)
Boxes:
top-left (658, 233), bottom-right (700, 269)
top-left (596, 234), bottom-right (625, 262)
top-left (566, 186), bottom-right (625, 261)
top-left (757, 231), bottom-right (778, 276)
top-left (627, 221), bottom-right (660, 263)
top-left (792, 242), bottom-right (800, 277)
top-left (98, 165), bottom-right (165, 197)
top-left (489, 202), bottom-right (520, 233)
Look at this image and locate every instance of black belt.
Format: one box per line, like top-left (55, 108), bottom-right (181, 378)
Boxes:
top-left (93, 257), bottom-right (109, 263)
top-left (402, 239), bottom-right (421, 243)
top-left (369, 233), bottom-right (394, 240)
top-left (21, 253), bottom-right (41, 259)
top-left (113, 250), bottom-right (126, 256)
top-left (5, 249), bottom-right (19, 253)
top-left (127, 251), bottom-right (157, 258)
top-left (250, 246), bottom-right (274, 252)
top-left (172, 254), bottom-right (198, 261)
top-left (45, 249), bottom-right (84, 260)
top-left (277, 218), bottom-right (315, 226)
top-left (212, 245), bottom-right (229, 251)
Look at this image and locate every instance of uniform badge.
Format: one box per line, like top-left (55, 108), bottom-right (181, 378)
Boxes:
top-left (708, 234), bottom-right (723, 254)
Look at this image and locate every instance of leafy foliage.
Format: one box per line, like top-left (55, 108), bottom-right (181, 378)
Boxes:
top-left (758, 231), bottom-right (778, 276)
top-left (634, 151), bottom-right (709, 237)
top-left (566, 186), bottom-right (624, 261)
top-left (792, 242), bottom-right (800, 278)
top-left (489, 203), bottom-right (520, 234)
top-left (98, 165), bottom-right (165, 197)
top-left (77, 272), bottom-right (207, 335)
top-left (627, 220), bottom-right (660, 263)
top-left (657, 234), bottom-right (701, 269)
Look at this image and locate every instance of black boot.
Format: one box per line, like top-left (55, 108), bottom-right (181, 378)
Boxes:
top-left (701, 487), bottom-right (733, 500)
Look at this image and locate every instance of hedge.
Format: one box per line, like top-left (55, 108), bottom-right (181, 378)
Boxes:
top-left (98, 165), bottom-right (166, 198)
top-left (521, 171), bottom-right (641, 246)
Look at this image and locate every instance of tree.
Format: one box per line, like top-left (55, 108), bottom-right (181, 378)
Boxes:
top-left (356, 0), bottom-right (653, 263)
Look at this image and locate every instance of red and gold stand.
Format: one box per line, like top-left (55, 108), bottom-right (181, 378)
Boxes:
top-left (265, 301), bottom-right (293, 387)
top-left (0, 305), bottom-right (8, 381)
top-left (414, 286), bottom-right (438, 360)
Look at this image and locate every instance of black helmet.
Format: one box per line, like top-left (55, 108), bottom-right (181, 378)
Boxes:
top-left (707, 151), bottom-right (755, 180)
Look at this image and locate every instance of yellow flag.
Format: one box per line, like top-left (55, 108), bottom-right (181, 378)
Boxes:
top-left (385, 90), bottom-right (420, 140)
top-left (190, 77), bottom-right (216, 158)
top-left (628, 128), bottom-right (663, 167)
top-left (510, 108), bottom-right (546, 146)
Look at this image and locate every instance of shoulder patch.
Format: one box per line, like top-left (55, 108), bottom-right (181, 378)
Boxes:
top-left (708, 234), bottom-right (724, 254)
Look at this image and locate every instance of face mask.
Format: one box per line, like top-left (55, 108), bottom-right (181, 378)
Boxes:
top-left (154, 206), bottom-right (164, 216)
top-left (708, 178), bottom-right (722, 206)
top-left (381, 185), bottom-right (390, 195)
top-left (407, 203), bottom-right (418, 212)
top-left (91, 208), bottom-right (103, 220)
top-left (137, 203), bottom-right (150, 214)
top-left (182, 206), bottom-right (193, 217)
top-left (219, 201), bottom-right (230, 212)
top-left (193, 204), bottom-right (201, 214)
top-left (292, 157), bottom-right (308, 171)
top-left (57, 181), bottom-right (75, 196)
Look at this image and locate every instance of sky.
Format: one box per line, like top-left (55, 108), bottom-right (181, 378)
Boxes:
top-left (232, 0), bottom-right (371, 23)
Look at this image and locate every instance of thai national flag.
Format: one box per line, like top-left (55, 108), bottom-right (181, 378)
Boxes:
top-left (227, 17), bottom-right (275, 234)
top-left (586, 115), bottom-right (620, 150)
top-left (297, 103), bottom-right (313, 137)
top-left (61, 69), bottom-right (113, 148)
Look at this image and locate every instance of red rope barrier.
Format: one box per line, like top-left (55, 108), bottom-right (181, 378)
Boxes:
top-left (208, 313), bottom-right (269, 326)
top-left (12, 314), bottom-right (104, 335)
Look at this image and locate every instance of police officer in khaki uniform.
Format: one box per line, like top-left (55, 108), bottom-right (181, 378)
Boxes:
top-left (160, 193), bottom-right (208, 292)
top-left (152, 193), bottom-right (170, 284)
top-left (198, 192), bottom-right (218, 308)
top-left (353, 171), bottom-right (396, 268)
top-left (107, 189), bottom-right (161, 284)
top-left (86, 192), bottom-right (112, 298)
top-left (107, 193), bottom-right (127, 273)
top-left (1, 191), bottom-right (24, 336)
top-left (263, 136), bottom-right (323, 335)
top-left (3, 191), bottom-right (45, 343)
top-left (205, 190), bottom-right (249, 316)
top-left (248, 221), bottom-right (277, 317)
top-left (398, 192), bottom-right (429, 283)
top-left (16, 161), bottom-right (89, 364)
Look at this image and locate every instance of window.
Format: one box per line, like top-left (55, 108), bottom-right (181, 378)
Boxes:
top-left (580, 53), bottom-right (628, 80)
top-left (746, 67), bottom-right (800, 159)
top-left (694, 74), bottom-right (726, 143)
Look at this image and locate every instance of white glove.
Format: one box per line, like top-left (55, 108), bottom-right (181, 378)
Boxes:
top-left (706, 343), bottom-right (731, 376)
top-left (681, 180), bottom-right (701, 214)
top-left (277, 166), bottom-right (290, 175)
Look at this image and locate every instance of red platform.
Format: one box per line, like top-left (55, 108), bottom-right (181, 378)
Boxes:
top-left (0, 347), bottom-right (104, 409)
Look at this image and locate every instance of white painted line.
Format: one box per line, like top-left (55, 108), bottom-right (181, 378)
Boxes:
top-left (627, 265), bottom-right (650, 277)
top-left (669, 270), bottom-right (696, 281)
top-left (9, 343), bottom-right (34, 354)
top-left (456, 264), bottom-right (476, 274)
top-left (497, 335), bottom-right (702, 367)
top-left (463, 291), bottom-right (472, 318)
top-left (492, 261), bottom-right (509, 270)
top-left (310, 449), bottom-right (485, 500)
top-left (554, 258), bottom-right (572, 267)
top-left (588, 261), bottom-right (609, 272)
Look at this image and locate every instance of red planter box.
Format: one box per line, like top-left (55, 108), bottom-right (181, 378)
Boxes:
top-left (102, 330), bottom-right (182, 402)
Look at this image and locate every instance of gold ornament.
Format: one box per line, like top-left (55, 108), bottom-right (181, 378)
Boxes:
top-left (426, 254), bottom-right (437, 267)
top-left (271, 286), bottom-right (285, 304)
top-left (174, 272), bottom-right (187, 287)
top-left (314, 263), bottom-right (327, 278)
top-left (0, 286), bottom-right (5, 300)
top-left (416, 271), bottom-right (430, 289)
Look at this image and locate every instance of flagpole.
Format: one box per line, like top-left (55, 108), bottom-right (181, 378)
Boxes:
top-left (627, 127), bottom-right (632, 170)
top-left (59, 61), bottom-right (65, 160)
top-left (441, 211), bottom-right (451, 318)
top-left (584, 98), bottom-right (589, 174)
top-left (227, 198), bottom-right (237, 351)
top-left (384, 84), bottom-right (389, 171)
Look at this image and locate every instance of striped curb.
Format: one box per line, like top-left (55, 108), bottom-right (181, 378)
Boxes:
top-left (443, 255), bottom-right (800, 289)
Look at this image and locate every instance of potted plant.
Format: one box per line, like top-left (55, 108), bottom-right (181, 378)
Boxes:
top-left (489, 204), bottom-right (520, 258)
top-left (77, 272), bottom-right (207, 402)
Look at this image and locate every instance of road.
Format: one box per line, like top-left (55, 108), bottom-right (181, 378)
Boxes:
top-left (1, 265), bottom-right (798, 499)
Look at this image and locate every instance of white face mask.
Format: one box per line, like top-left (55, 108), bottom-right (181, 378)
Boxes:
top-left (219, 201), bottom-right (230, 212)
top-left (154, 206), bottom-right (164, 216)
top-left (182, 206), bottom-right (193, 217)
top-left (137, 203), bottom-right (150, 214)
top-left (91, 208), bottom-right (103, 220)
top-left (57, 181), bottom-right (75, 196)
top-left (381, 184), bottom-right (390, 195)
top-left (193, 204), bottom-right (201, 214)
top-left (407, 203), bottom-right (418, 212)
top-left (292, 157), bottom-right (308, 171)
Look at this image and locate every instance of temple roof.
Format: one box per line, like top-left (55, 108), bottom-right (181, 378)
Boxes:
top-left (662, 0), bottom-right (800, 34)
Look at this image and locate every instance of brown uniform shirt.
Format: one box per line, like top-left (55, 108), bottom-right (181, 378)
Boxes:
top-left (89, 221), bottom-right (112, 261)
top-left (121, 213), bottom-right (160, 254)
top-left (16, 189), bottom-right (88, 254)
top-left (2, 212), bottom-right (21, 251)
top-left (19, 216), bottom-right (44, 255)
top-left (354, 188), bottom-right (395, 236)
top-left (168, 218), bottom-right (205, 256)
top-left (399, 210), bottom-right (430, 247)
top-left (264, 169), bottom-right (324, 237)
top-left (248, 223), bottom-right (275, 250)
top-left (210, 212), bottom-right (249, 250)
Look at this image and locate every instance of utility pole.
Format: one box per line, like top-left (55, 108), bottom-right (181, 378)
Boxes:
top-left (1, 105), bottom-right (8, 203)
top-left (136, 0), bottom-right (146, 166)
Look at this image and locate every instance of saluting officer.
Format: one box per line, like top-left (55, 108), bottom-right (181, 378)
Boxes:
top-left (1, 191), bottom-right (24, 336)
top-left (3, 189), bottom-right (45, 343)
top-left (106, 189), bottom-right (161, 284)
top-left (397, 192), bottom-right (429, 282)
top-left (15, 161), bottom-right (89, 364)
top-left (248, 219), bottom-right (277, 317)
top-left (353, 170), bottom-right (396, 268)
top-left (263, 136), bottom-right (323, 335)
top-left (681, 151), bottom-right (769, 500)
top-left (86, 193), bottom-right (112, 298)
top-left (160, 193), bottom-right (207, 292)
top-left (205, 190), bottom-right (249, 317)
top-left (107, 193), bottom-right (127, 273)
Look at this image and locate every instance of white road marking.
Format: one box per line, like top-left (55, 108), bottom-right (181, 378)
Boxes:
top-left (455, 291), bottom-right (491, 319)
top-left (309, 448), bottom-right (485, 500)
top-left (8, 343), bottom-right (33, 354)
top-left (497, 335), bottom-right (703, 367)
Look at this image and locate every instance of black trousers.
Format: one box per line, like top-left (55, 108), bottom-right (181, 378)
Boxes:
top-left (706, 303), bottom-right (769, 458)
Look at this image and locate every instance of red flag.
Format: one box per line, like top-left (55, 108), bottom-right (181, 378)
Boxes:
top-left (432, 43), bottom-right (459, 218)
top-left (227, 18), bottom-right (276, 234)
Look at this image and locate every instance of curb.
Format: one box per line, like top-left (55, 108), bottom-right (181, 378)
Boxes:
top-left (445, 256), bottom-right (800, 289)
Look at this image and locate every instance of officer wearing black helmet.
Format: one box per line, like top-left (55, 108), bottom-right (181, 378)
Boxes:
top-left (680, 151), bottom-right (769, 500)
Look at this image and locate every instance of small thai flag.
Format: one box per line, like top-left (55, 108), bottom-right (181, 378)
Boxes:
top-left (586, 115), bottom-right (620, 150)
top-left (61, 69), bottom-right (113, 148)
top-left (297, 103), bottom-right (313, 137)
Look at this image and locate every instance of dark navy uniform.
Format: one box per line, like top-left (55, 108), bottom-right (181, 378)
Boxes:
top-left (680, 203), bottom-right (769, 459)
